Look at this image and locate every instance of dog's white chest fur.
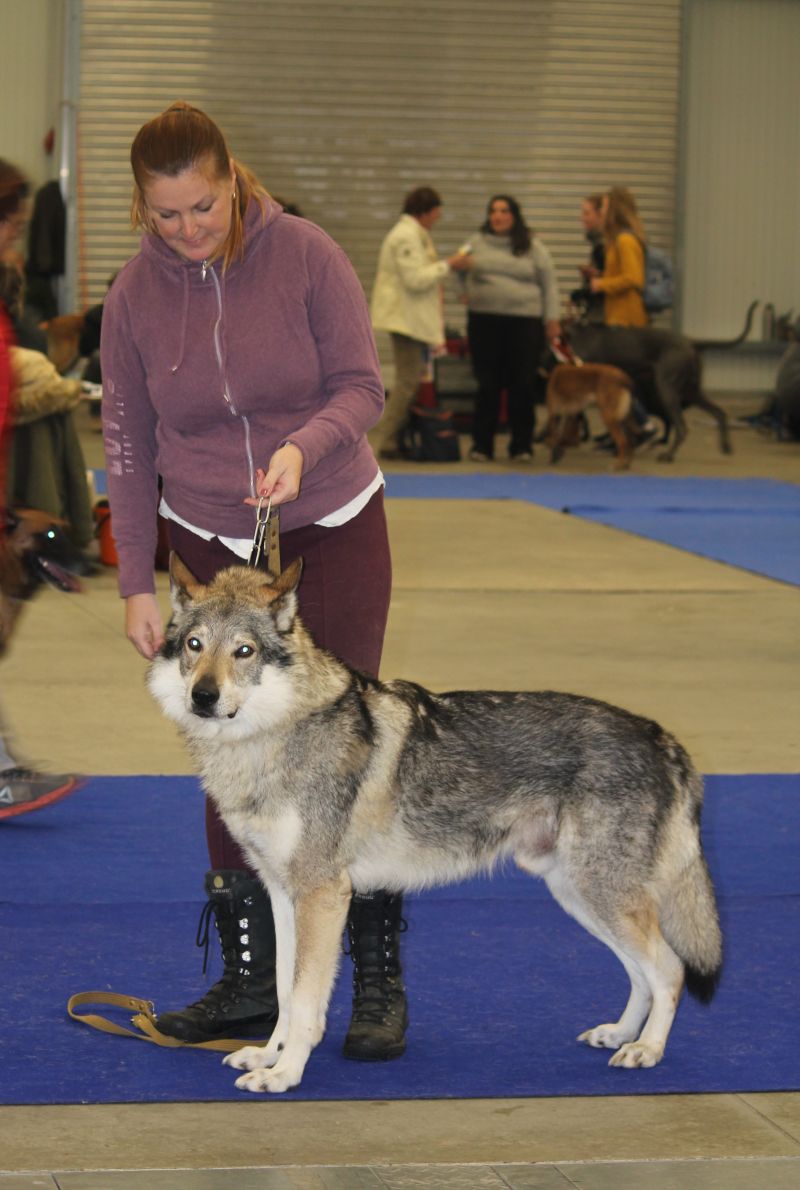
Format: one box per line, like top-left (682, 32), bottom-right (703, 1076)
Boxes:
top-left (231, 806), bottom-right (303, 878)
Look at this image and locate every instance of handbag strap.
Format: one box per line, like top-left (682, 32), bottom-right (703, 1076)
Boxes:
top-left (66, 990), bottom-right (262, 1052)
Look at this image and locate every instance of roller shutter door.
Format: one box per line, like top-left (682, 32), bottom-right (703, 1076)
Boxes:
top-left (79, 0), bottom-right (681, 358)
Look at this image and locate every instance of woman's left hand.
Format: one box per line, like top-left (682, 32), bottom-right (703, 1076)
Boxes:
top-left (546, 319), bottom-right (562, 343)
top-left (244, 442), bottom-right (304, 507)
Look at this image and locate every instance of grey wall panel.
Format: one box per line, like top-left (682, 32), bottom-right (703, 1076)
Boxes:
top-left (0, 0), bottom-right (63, 191)
top-left (79, 0), bottom-right (682, 368)
top-left (681, 0), bottom-right (800, 390)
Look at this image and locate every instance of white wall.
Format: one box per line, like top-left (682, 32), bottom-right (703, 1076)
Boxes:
top-left (0, 0), bottom-right (64, 190)
top-left (680, 0), bottom-right (800, 390)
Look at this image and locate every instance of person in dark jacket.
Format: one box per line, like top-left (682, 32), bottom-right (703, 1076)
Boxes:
top-left (570, 193), bottom-right (606, 324)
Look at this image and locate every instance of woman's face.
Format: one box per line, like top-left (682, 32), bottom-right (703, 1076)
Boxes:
top-left (0, 201), bottom-right (30, 255)
top-left (488, 200), bottom-right (515, 235)
top-left (418, 205), bottom-right (442, 230)
top-left (144, 160), bottom-right (235, 262)
top-left (581, 200), bottom-right (602, 233)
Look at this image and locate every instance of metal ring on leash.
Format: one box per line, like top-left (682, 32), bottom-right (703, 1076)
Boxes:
top-left (248, 494), bottom-right (272, 570)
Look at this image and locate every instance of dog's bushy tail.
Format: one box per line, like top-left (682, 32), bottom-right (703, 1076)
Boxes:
top-left (662, 849), bottom-right (723, 1003)
top-left (659, 769), bottom-right (723, 1004)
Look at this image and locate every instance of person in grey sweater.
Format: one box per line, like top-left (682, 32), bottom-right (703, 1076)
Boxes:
top-left (452, 195), bottom-right (561, 461)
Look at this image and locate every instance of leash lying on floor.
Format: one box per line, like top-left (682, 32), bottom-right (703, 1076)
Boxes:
top-left (66, 991), bottom-right (264, 1052)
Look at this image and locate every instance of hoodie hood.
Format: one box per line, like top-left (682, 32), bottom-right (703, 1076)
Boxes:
top-left (138, 197), bottom-right (280, 373)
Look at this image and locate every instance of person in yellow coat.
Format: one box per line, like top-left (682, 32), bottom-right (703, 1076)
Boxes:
top-left (590, 186), bottom-right (647, 327)
top-left (589, 187), bottom-right (659, 447)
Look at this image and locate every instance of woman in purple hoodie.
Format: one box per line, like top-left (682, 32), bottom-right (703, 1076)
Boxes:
top-left (101, 102), bottom-right (407, 1061)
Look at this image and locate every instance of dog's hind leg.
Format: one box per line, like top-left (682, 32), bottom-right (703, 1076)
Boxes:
top-left (227, 874), bottom-right (352, 1093)
top-left (608, 418), bottom-right (632, 471)
top-left (544, 868), bottom-right (683, 1068)
top-left (693, 393), bottom-right (733, 454)
top-left (653, 360), bottom-right (688, 462)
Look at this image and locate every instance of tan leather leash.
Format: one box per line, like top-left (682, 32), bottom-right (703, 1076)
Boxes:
top-left (66, 990), bottom-right (266, 1052)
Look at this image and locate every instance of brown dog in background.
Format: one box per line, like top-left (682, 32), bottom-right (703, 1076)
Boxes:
top-left (545, 362), bottom-right (637, 471)
top-left (41, 313), bottom-right (85, 374)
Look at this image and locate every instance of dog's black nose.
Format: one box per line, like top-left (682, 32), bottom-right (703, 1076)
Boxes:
top-left (191, 680), bottom-right (220, 716)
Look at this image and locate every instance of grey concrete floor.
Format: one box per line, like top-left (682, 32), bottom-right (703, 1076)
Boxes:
top-left (1, 399), bottom-right (798, 1186)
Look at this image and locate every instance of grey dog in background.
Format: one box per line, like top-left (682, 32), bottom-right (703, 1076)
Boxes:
top-left (148, 556), bottom-right (723, 1094)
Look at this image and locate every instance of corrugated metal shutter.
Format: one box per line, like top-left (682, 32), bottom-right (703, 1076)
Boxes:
top-left (79, 0), bottom-right (681, 366)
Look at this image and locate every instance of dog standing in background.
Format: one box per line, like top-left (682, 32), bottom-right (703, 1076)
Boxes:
top-left (545, 362), bottom-right (638, 470)
top-left (559, 321), bottom-right (732, 462)
top-left (149, 556), bottom-right (723, 1095)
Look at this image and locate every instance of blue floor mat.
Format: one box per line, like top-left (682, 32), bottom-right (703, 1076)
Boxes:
top-left (91, 471), bottom-right (800, 585)
top-left (0, 774), bottom-right (797, 1104)
top-left (385, 474), bottom-right (800, 586)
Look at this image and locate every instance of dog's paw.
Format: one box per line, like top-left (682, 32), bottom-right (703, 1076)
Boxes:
top-left (608, 1041), bottom-right (663, 1069)
top-left (223, 1043), bottom-right (279, 1072)
top-left (233, 1058), bottom-right (304, 1094)
top-left (577, 1024), bottom-right (636, 1050)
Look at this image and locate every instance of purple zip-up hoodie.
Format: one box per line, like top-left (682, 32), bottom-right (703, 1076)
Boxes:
top-left (101, 200), bottom-right (384, 597)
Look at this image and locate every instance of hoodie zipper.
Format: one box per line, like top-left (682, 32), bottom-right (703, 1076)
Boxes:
top-left (203, 259), bottom-right (257, 500)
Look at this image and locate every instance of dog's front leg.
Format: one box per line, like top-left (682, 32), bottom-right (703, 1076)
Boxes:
top-left (226, 873), bottom-right (352, 1093)
top-left (223, 881), bottom-right (295, 1077)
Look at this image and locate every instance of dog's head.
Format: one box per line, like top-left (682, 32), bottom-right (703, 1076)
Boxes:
top-left (147, 553), bottom-right (304, 741)
top-left (539, 325), bottom-right (581, 380)
top-left (0, 509), bottom-right (83, 655)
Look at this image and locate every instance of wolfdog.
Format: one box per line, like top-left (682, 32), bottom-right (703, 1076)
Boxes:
top-left (148, 556), bottom-right (723, 1094)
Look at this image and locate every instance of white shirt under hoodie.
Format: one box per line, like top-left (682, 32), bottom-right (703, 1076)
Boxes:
top-left (370, 213), bottom-right (448, 345)
top-left (463, 231), bottom-right (561, 322)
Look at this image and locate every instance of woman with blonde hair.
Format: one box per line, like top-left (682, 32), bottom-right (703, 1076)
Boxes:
top-left (102, 102), bottom-right (409, 1061)
top-left (590, 186), bottom-right (647, 327)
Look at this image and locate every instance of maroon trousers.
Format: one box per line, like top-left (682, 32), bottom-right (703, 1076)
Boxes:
top-left (167, 489), bottom-right (392, 872)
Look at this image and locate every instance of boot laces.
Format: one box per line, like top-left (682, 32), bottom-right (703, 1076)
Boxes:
top-left (195, 896), bottom-right (252, 979)
top-left (345, 911), bottom-right (407, 1023)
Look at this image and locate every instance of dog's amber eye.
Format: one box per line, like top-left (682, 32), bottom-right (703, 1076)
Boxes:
top-left (187, 637), bottom-right (202, 652)
top-left (234, 645), bottom-right (255, 659)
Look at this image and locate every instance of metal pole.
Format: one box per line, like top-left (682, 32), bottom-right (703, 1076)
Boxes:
top-left (58, 0), bottom-right (81, 313)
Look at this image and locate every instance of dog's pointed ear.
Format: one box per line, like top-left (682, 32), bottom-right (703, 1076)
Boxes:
top-left (169, 552), bottom-right (204, 609)
top-left (261, 556), bottom-right (303, 632)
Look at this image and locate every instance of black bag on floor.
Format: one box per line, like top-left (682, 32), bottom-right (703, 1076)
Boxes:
top-left (403, 403), bottom-right (461, 462)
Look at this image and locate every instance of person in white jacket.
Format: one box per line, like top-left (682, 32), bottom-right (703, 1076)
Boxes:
top-left (370, 188), bottom-right (463, 458)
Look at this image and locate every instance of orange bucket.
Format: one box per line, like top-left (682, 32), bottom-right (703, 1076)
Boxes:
top-left (93, 500), bottom-right (119, 567)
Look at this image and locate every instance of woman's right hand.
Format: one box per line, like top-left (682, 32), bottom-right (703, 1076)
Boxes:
top-left (448, 252), bottom-right (473, 272)
top-left (125, 593), bottom-right (165, 659)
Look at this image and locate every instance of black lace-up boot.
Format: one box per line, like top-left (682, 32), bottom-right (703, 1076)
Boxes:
top-left (343, 891), bottom-right (408, 1061)
top-left (156, 869), bottom-right (278, 1043)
